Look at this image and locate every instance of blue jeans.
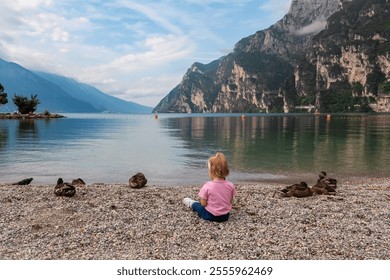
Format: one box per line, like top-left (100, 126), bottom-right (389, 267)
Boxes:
top-left (191, 202), bottom-right (230, 222)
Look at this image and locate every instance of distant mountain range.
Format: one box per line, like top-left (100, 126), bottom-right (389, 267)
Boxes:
top-left (0, 58), bottom-right (152, 113)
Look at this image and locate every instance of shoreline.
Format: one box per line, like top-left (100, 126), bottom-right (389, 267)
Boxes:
top-left (1, 171), bottom-right (388, 188)
top-left (0, 112), bottom-right (65, 119)
top-left (1, 176), bottom-right (389, 260)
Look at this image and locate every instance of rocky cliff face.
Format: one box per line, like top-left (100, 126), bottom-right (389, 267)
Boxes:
top-left (296, 0), bottom-right (390, 112)
top-left (154, 0), bottom-right (390, 113)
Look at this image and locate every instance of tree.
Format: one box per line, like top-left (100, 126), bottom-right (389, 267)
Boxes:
top-left (378, 81), bottom-right (390, 95)
top-left (12, 94), bottom-right (40, 114)
top-left (0, 83), bottom-right (8, 106)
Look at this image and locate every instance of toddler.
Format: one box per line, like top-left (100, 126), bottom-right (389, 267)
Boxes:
top-left (183, 152), bottom-right (236, 222)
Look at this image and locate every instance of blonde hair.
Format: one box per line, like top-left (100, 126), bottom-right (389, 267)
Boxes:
top-left (208, 152), bottom-right (230, 179)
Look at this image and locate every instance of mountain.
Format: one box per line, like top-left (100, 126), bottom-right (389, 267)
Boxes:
top-left (0, 59), bottom-right (96, 113)
top-left (154, 0), bottom-right (390, 113)
top-left (34, 72), bottom-right (152, 114)
top-left (0, 58), bottom-right (152, 113)
top-left (295, 0), bottom-right (390, 112)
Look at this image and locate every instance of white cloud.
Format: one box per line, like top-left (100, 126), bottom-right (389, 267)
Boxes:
top-left (259, 0), bottom-right (291, 15)
top-left (10, 0), bottom-right (52, 10)
top-left (51, 27), bottom-right (69, 42)
top-left (125, 75), bottom-right (179, 96)
top-left (100, 35), bottom-right (192, 70)
top-left (114, 1), bottom-right (182, 35)
top-left (78, 34), bottom-right (195, 90)
top-left (184, 0), bottom-right (249, 5)
top-left (100, 74), bottom-right (182, 107)
top-left (0, 0), bottom-right (295, 107)
top-left (294, 19), bottom-right (328, 35)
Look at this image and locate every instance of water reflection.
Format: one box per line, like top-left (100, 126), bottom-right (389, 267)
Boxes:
top-left (159, 114), bottom-right (390, 177)
top-left (17, 120), bottom-right (38, 140)
top-left (0, 127), bottom-right (7, 150)
top-left (0, 117), bottom-right (110, 184)
top-left (1, 114), bottom-right (390, 185)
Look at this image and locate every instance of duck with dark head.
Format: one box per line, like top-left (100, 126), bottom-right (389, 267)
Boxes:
top-left (311, 171), bottom-right (337, 195)
top-left (54, 178), bottom-right (76, 197)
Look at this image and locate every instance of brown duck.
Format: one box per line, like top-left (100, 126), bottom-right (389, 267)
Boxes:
top-left (71, 178), bottom-right (86, 186)
top-left (278, 182), bottom-right (313, 198)
top-left (54, 178), bottom-right (76, 197)
top-left (129, 172), bottom-right (147, 189)
top-left (311, 171), bottom-right (337, 195)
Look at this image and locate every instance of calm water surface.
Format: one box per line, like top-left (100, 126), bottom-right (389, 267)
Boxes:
top-left (1, 113), bottom-right (390, 185)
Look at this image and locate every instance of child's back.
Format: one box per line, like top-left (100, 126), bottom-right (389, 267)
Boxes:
top-left (183, 152), bottom-right (236, 222)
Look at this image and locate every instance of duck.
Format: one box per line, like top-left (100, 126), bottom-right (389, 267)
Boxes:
top-left (277, 182), bottom-right (313, 198)
top-left (54, 178), bottom-right (76, 197)
top-left (311, 171), bottom-right (337, 195)
top-left (129, 172), bottom-right (147, 189)
top-left (71, 178), bottom-right (86, 186)
top-left (12, 178), bottom-right (33, 185)
top-left (318, 171), bottom-right (337, 187)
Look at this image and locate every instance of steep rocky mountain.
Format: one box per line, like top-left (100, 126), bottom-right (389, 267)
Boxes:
top-left (0, 58), bottom-right (152, 113)
top-left (154, 0), bottom-right (390, 113)
top-left (296, 0), bottom-right (390, 112)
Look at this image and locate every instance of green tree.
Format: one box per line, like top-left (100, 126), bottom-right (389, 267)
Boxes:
top-left (12, 94), bottom-right (40, 114)
top-left (0, 83), bottom-right (8, 106)
top-left (378, 81), bottom-right (390, 94)
top-left (366, 66), bottom-right (386, 95)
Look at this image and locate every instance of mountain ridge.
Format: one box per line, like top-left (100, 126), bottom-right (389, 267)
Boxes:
top-left (153, 0), bottom-right (341, 113)
top-left (0, 58), bottom-right (152, 113)
top-left (154, 0), bottom-right (390, 113)
top-left (34, 71), bottom-right (152, 114)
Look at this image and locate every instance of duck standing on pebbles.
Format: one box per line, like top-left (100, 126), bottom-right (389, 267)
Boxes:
top-left (276, 182), bottom-right (313, 198)
top-left (311, 171), bottom-right (337, 195)
top-left (129, 172), bottom-right (147, 189)
top-left (54, 178), bottom-right (76, 197)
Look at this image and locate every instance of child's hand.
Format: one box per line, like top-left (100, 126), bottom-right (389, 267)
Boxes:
top-left (200, 198), bottom-right (208, 206)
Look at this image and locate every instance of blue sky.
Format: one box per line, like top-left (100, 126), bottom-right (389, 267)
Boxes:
top-left (0, 0), bottom-right (292, 107)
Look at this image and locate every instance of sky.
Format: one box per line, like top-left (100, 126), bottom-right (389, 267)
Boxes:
top-left (0, 0), bottom-right (292, 108)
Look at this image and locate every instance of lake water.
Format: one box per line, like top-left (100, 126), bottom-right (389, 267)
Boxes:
top-left (1, 113), bottom-right (390, 185)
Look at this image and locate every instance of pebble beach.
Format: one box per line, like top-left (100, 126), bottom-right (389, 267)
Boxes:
top-left (0, 176), bottom-right (389, 260)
